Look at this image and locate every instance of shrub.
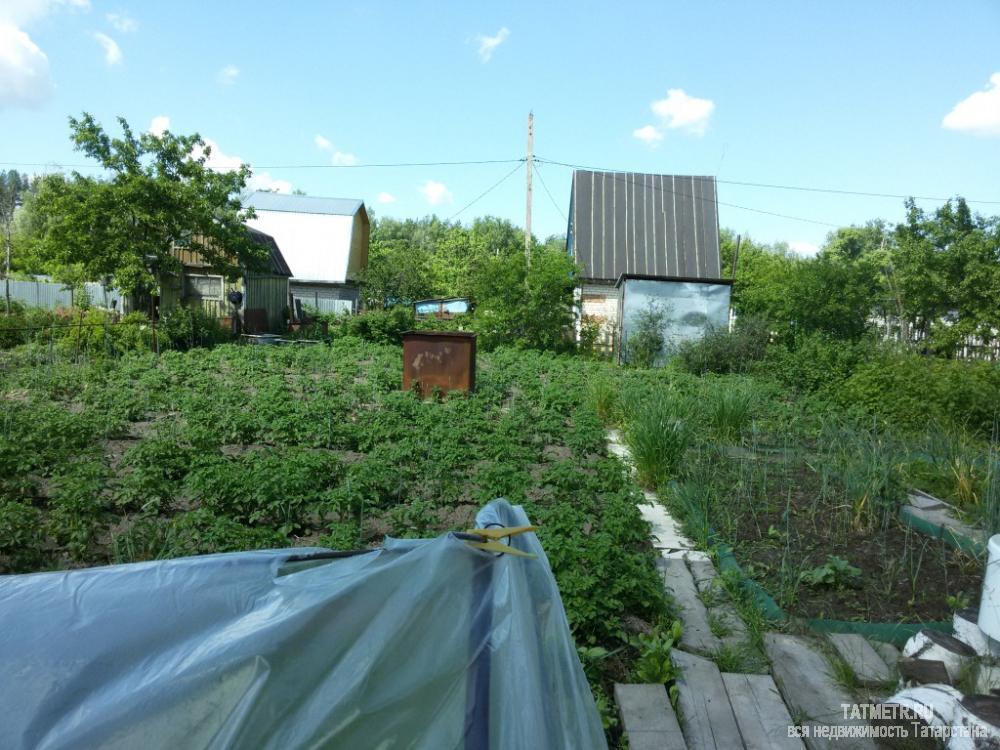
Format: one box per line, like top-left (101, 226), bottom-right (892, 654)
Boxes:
top-left (762, 333), bottom-right (875, 393)
top-left (334, 306), bottom-right (415, 345)
top-left (837, 351), bottom-right (1000, 436)
top-left (675, 317), bottom-right (771, 374)
top-left (624, 302), bottom-right (668, 368)
top-left (159, 305), bottom-right (228, 351)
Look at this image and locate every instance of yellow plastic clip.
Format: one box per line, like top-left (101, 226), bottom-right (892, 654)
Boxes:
top-left (464, 525), bottom-right (538, 558)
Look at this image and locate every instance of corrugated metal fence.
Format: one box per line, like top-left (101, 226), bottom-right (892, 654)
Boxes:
top-left (4, 279), bottom-right (123, 310)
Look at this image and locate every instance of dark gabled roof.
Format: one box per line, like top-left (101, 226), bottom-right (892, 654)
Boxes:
top-left (568, 170), bottom-right (722, 282)
top-left (247, 226), bottom-right (293, 277)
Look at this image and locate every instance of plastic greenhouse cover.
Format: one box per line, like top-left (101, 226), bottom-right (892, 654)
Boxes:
top-left (0, 499), bottom-right (606, 750)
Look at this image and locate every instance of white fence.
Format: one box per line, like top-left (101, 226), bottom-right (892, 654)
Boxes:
top-left (4, 278), bottom-right (123, 311)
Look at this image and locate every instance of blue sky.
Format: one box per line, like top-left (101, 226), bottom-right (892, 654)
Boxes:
top-left (2, 0), bottom-right (999, 255)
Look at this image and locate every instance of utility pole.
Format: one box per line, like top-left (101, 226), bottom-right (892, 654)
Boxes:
top-left (525, 111), bottom-right (533, 257)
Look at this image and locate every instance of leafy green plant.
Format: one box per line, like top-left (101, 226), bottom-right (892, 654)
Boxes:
top-left (631, 621), bottom-right (683, 686)
top-left (799, 555), bottom-right (861, 589)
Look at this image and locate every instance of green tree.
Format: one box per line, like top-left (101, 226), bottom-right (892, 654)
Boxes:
top-left (28, 114), bottom-right (266, 296)
top-left (892, 198), bottom-right (1000, 354)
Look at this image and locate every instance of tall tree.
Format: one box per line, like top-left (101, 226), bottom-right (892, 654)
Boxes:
top-left (28, 114), bottom-right (267, 295)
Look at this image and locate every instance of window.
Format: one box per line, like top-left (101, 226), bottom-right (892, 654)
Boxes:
top-left (185, 274), bottom-right (224, 300)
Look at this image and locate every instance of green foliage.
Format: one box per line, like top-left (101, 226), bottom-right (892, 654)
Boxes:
top-left (763, 333), bottom-right (875, 393)
top-left (894, 198), bottom-right (1000, 355)
top-left (624, 396), bottom-right (692, 488)
top-left (624, 301), bottom-right (668, 368)
top-left (631, 621), bottom-right (683, 685)
top-left (817, 421), bottom-right (906, 531)
top-left (709, 385), bottom-right (755, 441)
top-left (0, 341), bottom-right (667, 697)
top-left (159, 305), bottom-right (229, 351)
top-left (0, 501), bottom-right (45, 572)
top-left (362, 216), bottom-right (578, 353)
top-left (837, 350), bottom-right (1000, 437)
top-left (799, 556), bottom-right (861, 589)
top-left (675, 317), bottom-right (771, 375)
top-left (333, 305), bottom-right (415, 345)
top-left (27, 113), bottom-right (266, 295)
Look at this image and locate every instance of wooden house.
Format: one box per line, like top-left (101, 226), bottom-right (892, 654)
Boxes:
top-left (158, 226), bottom-right (293, 333)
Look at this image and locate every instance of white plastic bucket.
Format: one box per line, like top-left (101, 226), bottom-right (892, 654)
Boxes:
top-left (978, 535), bottom-right (1000, 641)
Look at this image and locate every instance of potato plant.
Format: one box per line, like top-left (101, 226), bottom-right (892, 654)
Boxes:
top-left (0, 338), bottom-right (668, 690)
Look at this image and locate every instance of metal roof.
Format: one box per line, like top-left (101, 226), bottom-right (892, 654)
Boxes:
top-left (246, 226), bottom-right (293, 276)
top-left (568, 170), bottom-right (722, 282)
top-left (245, 191), bottom-right (365, 217)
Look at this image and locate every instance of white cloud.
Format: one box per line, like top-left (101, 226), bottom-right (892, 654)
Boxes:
top-left (633, 124), bottom-right (663, 146)
top-left (943, 73), bottom-right (1000, 137)
top-left (476, 26), bottom-right (509, 62)
top-left (315, 134), bottom-right (358, 165)
top-left (188, 136), bottom-right (293, 194)
top-left (1, 0), bottom-right (90, 26)
top-left (331, 151), bottom-right (358, 166)
top-left (93, 31), bottom-right (122, 66)
top-left (0, 0), bottom-right (90, 109)
top-left (788, 241), bottom-right (820, 257)
top-left (0, 23), bottom-right (52, 110)
top-left (105, 12), bottom-right (136, 32)
top-left (377, 192), bottom-right (396, 204)
top-left (148, 114), bottom-right (170, 136)
top-left (650, 88), bottom-right (714, 136)
top-left (420, 180), bottom-right (452, 205)
top-left (216, 64), bottom-right (239, 86)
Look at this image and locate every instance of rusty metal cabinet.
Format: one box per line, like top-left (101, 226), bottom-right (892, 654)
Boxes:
top-left (402, 331), bottom-right (476, 397)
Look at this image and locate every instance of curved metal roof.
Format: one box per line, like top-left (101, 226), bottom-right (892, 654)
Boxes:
top-left (246, 191), bottom-right (364, 217)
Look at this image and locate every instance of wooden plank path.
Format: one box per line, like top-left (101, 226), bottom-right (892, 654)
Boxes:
top-left (722, 672), bottom-right (804, 750)
top-left (613, 683), bottom-right (686, 750)
top-left (672, 651), bottom-right (745, 750)
top-left (657, 558), bottom-right (721, 654)
top-left (827, 633), bottom-right (893, 687)
top-left (764, 633), bottom-right (878, 750)
top-left (605, 427), bottom-right (893, 750)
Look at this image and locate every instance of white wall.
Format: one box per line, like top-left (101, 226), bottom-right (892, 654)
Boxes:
top-left (247, 211), bottom-right (356, 283)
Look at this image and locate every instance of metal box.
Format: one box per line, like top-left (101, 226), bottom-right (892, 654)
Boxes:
top-left (402, 331), bottom-right (476, 397)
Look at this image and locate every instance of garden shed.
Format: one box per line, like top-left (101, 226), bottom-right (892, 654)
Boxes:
top-left (615, 273), bottom-right (732, 365)
top-left (566, 170), bottom-right (728, 355)
top-left (245, 191), bottom-right (369, 316)
top-left (158, 226), bottom-right (292, 333)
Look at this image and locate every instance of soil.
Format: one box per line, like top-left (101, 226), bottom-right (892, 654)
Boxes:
top-left (728, 466), bottom-right (983, 623)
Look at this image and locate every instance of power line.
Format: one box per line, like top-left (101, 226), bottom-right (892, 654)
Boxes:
top-left (448, 162), bottom-right (525, 221)
top-left (0, 158), bottom-right (525, 170)
top-left (536, 157), bottom-right (1000, 206)
top-left (716, 178), bottom-right (1000, 206)
top-left (532, 162), bottom-right (567, 224)
top-left (534, 158), bottom-right (840, 228)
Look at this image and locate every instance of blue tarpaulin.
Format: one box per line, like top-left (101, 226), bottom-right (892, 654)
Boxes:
top-left (0, 499), bottom-right (605, 749)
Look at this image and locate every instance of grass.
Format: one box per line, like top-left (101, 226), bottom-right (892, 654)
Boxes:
top-left (709, 385), bottom-right (755, 442)
top-left (624, 397), bottom-right (693, 488)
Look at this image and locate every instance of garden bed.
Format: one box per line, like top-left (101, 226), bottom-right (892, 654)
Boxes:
top-left (0, 340), bottom-right (671, 722)
top-left (731, 487), bottom-right (982, 623)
